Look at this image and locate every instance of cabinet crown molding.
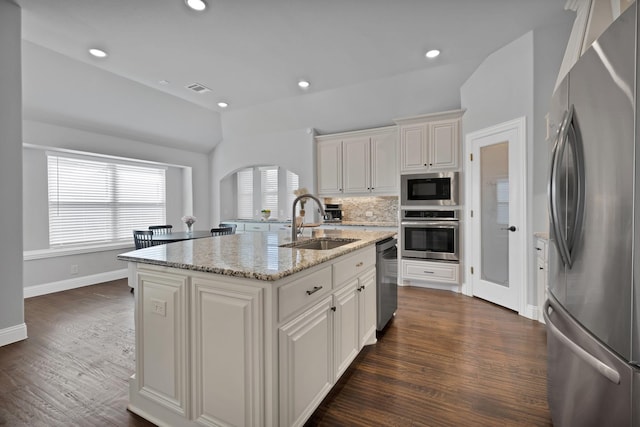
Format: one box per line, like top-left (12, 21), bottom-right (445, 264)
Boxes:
top-left (393, 109), bottom-right (465, 125)
top-left (314, 125), bottom-right (397, 141)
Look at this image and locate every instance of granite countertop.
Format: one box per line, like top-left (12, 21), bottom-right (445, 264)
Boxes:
top-left (118, 229), bottom-right (396, 281)
top-left (534, 231), bottom-right (549, 240)
top-left (224, 219), bottom-right (398, 227)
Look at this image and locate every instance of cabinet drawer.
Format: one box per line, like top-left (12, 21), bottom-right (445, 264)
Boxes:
top-left (333, 247), bottom-right (375, 287)
top-left (402, 259), bottom-right (459, 284)
top-left (535, 238), bottom-right (548, 262)
top-left (245, 222), bottom-right (269, 232)
top-left (279, 266), bottom-right (332, 321)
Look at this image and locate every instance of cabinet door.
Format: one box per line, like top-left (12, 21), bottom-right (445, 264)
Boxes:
top-left (370, 130), bottom-right (398, 194)
top-left (357, 269), bottom-right (377, 348)
top-left (279, 297), bottom-right (334, 427)
top-left (244, 222), bottom-right (269, 232)
top-left (191, 279), bottom-right (264, 427)
top-left (400, 124), bottom-right (427, 172)
top-left (429, 119), bottom-right (459, 170)
top-left (333, 280), bottom-right (359, 381)
top-left (342, 136), bottom-right (371, 194)
top-left (317, 139), bottom-right (343, 195)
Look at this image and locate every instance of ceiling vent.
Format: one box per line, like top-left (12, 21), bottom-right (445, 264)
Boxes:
top-left (185, 82), bottom-right (211, 94)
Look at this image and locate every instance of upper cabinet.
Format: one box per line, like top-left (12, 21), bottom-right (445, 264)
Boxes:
top-left (395, 109), bottom-right (464, 173)
top-left (317, 126), bottom-right (398, 196)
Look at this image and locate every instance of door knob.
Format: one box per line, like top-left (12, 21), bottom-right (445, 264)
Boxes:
top-left (500, 225), bottom-right (517, 232)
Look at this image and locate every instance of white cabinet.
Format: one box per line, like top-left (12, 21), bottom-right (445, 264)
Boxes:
top-left (279, 296), bottom-right (334, 427)
top-left (191, 278), bottom-right (264, 427)
top-left (129, 245), bottom-right (377, 427)
top-left (317, 126), bottom-right (397, 196)
top-left (244, 222), bottom-right (270, 232)
top-left (317, 138), bottom-right (343, 194)
top-left (535, 237), bottom-right (548, 323)
top-left (401, 259), bottom-right (459, 285)
top-left (332, 280), bottom-right (359, 382)
top-left (278, 246), bottom-right (376, 427)
top-left (356, 269), bottom-right (377, 349)
top-left (395, 110), bottom-right (464, 173)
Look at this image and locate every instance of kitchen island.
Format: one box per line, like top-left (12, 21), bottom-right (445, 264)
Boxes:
top-left (118, 229), bottom-right (395, 427)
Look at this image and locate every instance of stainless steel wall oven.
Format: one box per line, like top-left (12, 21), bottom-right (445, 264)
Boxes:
top-left (400, 210), bottom-right (459, 261)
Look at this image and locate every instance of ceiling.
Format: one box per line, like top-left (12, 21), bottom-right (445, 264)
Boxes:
top-left (17, 0), bottom-right (574, 113)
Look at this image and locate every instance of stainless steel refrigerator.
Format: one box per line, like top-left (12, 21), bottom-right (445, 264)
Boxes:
top-left (545, 3), bottom-right (640, 426)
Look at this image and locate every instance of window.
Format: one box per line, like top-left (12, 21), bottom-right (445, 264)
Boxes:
top-left (47, 153), bottom-right (166, 246)
top-left (261, 167), bottom-right (278, 214)
top-left (234, 166), bottom-right (299, 220)
top-left (287, 170), bottom-right (300, 217)
top-left (237, 168), bottom-right (254, 219)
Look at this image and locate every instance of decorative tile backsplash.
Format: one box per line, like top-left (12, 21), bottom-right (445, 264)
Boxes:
top-left (323, 196), bottom-right (399, 223)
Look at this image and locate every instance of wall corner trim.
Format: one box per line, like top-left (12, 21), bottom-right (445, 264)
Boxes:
top-left (0, 323), bottom-right (28, 348)
top-left (24, 269), bottom-right (128, 298)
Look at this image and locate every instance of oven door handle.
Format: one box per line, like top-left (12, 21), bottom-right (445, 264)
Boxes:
top-left (401, 221), bottom-right (459, 228)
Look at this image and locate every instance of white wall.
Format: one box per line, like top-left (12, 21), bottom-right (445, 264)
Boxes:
top-left (460, 21), bottom-right (571, 310)
top-left (0, 0), bottom-right (26, 345)
top-left (210, 60), bottom-right (481, 223)
top-left (22, 120), bottom-right (211, 292)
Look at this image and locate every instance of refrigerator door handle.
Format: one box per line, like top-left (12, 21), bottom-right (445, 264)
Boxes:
top-left (544, 299), bottom-right (620, 384)
top-left (548, 109), bottom-right (573, 267)
top-left (565, 109), bottom-right (585, 259)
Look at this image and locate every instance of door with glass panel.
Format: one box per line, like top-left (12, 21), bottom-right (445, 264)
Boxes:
top-left (468, 119), bottom-right (526, 312)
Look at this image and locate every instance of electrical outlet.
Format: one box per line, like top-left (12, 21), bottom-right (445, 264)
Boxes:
top-left (365, 211), bottom-right (373, 217)
top-left (70, 264), bottom-right (79, 275)
top-left (151, 298), bottom-right (167, 317)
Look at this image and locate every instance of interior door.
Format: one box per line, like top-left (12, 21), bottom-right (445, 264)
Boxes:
top-left (468, 119), bottom-right (526, 312)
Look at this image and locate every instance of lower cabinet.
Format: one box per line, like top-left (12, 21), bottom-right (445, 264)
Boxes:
top-left (130, 245), bottom-right (377, 427)
top-left (279, 297), bottom-right (334, 427)
top-left (401, 259), bottom-right (459, 285)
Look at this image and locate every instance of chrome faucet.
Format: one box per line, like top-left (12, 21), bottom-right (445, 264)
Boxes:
top-left (291, 193), bottom-right (325, 242)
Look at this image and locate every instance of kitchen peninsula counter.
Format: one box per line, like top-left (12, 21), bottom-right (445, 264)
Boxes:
top-left (119, 229), bottom-right (395, 427)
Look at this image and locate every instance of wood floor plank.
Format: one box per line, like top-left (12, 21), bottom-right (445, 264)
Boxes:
top-left (0, 280), bottom-right (550, 426)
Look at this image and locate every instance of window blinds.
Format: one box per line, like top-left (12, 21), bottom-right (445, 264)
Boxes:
top-left (47, 154), bottom-right (166, 246)
top-left (237, 168), bottom-right (254, 219)
top-left (261, 167), bottom-right (279, 214)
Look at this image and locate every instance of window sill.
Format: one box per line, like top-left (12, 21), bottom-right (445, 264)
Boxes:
top-left (24, 242), bottom-right (134, 261)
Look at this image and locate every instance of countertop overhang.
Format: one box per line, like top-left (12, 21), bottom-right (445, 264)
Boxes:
top-left (118, 229), bottom-right (396, 281)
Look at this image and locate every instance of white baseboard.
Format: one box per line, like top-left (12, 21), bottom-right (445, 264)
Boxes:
top-left (524, 304), bottom-right (541, 322)
top-left (24, 269), bottom-right (128, 298)
top-left (0, 323), bottom-right (27, 347)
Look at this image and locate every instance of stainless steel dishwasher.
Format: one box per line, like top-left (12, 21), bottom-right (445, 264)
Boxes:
top-left (376, 237), bottom-right (397, 331)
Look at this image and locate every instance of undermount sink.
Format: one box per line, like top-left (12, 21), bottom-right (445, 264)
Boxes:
top-left (280, 238), bottom-right (359, 250)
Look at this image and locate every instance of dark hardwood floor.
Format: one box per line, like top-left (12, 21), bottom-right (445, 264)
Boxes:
top-left (0, 280), bottom-right (550, 427)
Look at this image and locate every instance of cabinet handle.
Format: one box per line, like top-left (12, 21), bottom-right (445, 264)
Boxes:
top-left (355, 262), bottom-right (364, 267)
top-left (357, 286), bottom-right (364, 292)
top-left (536, 247), bottom-right (542, 251)
top-left (423, 271), bottom-right (435, 274)
top-left (306, 285), bottom-right (323, 295)
top-left (331, 306), bottom-right (336, 312)
top-left (539, 267), bottom-right (544, 270)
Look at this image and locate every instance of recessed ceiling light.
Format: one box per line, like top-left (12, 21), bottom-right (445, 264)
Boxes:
top-left (89, 48), bottom-right (108, 58)
top-left (185, 0), bottom-right (207, 11)
top-left (298, 80), bottom-right (310, 89)
top-left (425, 49), bottom-right (440, 59)
top-left (218, 102), bottom-right (228, 108)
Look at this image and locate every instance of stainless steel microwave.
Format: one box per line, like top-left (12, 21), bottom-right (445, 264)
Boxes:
top-left (401, 172), bottom-right (459, 206)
